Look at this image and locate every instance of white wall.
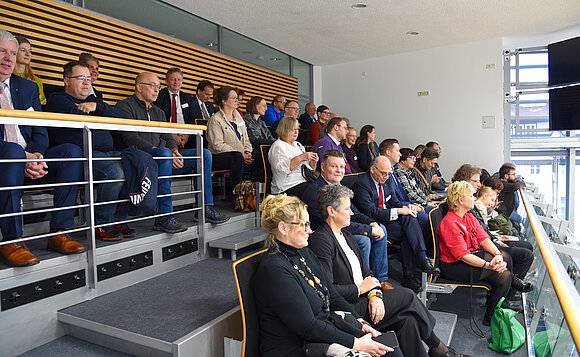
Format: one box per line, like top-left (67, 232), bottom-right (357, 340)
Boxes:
top-left (320, 38), bottom-right (504, 179)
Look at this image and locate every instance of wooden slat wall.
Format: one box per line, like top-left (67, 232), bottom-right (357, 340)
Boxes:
top-left (0, 0), bottom-right (298, 109)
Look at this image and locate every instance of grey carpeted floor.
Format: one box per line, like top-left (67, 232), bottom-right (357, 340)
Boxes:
top-left (17, 335), bottom-right (134, 357)
top-left (61, 257), bottom-right (238, 342)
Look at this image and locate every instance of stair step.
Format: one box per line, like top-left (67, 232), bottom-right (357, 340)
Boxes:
top-left (208, 227), bottom-right (266, 260)
top-left (16, 335), bottom-right (134, 357)
top-left (57, 258), bottom-right (242, 356)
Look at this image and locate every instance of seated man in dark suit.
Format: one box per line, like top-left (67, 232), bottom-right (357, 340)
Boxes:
top-left (302, 150), bottom-right (391, 290)
top-left (352, 156), bottom-right (439, 292)
top-left (0, 30), bottom-right (85, 266)
top-left (191, 79), bottom-right (215, 121)
top-left (298, 102), bottom-right (316, 131)
top-left (309, 184), bottom-right (469, 357)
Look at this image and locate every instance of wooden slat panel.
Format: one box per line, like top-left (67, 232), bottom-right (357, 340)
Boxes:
top-left (0, 0), bottom-right (298, 108)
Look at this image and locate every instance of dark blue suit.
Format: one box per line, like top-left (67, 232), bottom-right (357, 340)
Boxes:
top-left (153, 88), bottom-right (201, 149)
top-left (388, 174), bottom-right (431, 230)
top-left (1, 75), bottom-right (82, 240)
top-left (189, 94), bottom-right (215, 121)
top-left (352, 172), bottom-right (427, 276)
top-left (301, 176), bottom-right (389, 281)
top-left (298, 112), bottom-right (316, 131)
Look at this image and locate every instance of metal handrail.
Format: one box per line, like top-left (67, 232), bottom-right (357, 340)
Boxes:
top-left (520, 188), bottom-right (580, 349)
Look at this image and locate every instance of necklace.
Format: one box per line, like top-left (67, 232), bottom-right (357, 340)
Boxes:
top-left (279, 250), bottom-right (330, 312)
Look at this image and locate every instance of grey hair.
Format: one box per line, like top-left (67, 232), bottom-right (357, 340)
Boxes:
top-left (0, 29), bottom-right (18, 47)
top-left (316, 183), bottom-right (353, 220)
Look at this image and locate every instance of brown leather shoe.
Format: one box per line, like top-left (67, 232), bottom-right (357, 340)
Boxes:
top-left (381, 281), bottom-right (394, 291)
top-left (0, 241), bottom-right (39, 267)
top-left (47, 232), bottom-right (86, 255)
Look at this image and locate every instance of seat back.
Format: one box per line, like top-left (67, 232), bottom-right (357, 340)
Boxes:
top-left (233, 249), bottom-right (267, 357)
top-left (340, 172), bottom-right (364, 189)
top-left (428, 201), bottom-right (449, 272)
top-left (259, 145), bottom-right (273, 200)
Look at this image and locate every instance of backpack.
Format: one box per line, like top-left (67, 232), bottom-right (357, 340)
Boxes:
top-left (489, 297), bottom-right (525, 354)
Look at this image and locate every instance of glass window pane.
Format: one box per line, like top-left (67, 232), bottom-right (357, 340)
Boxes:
top-left (292, 58), bottom-right (312, 109)
top-left (221, 29), bottom-right (290, 75)
top-left (84, 0), bottom-right (219, 51)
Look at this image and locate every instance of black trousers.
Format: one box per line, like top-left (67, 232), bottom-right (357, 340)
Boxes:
top-left (439, 250), bottom-right (513, 311)
top-left (212, 151), bottom-right (244, 194)
top-left (352, 288), bottom-right (437, 357)
top-left (497, 240), bottom-right (534, 278)
top-left (284, 182), bottom-right (310, 198)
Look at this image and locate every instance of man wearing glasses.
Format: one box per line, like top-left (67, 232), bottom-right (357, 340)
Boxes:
top-left (46, 61), bottom-right (135, 242)
top-left (260, 95), bottom-right (285, 127)
top-left (0, 39), bottom-right (86, 266)
top-left (308, 104), bottom-right (330, 145)
top-left (352, 156), bottom-right (440, 293)
top-left (311, 116), bottom-right (352, 174)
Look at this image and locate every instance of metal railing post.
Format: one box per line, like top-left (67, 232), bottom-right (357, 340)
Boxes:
top-left (197, 132), bottom-right (206, 256)
top-left (83, 126), bottom-right (98, 289)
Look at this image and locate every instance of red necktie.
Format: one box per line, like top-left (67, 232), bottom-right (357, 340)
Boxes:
top-left (344, 159), bottom-right (351, 173)
top-left (378, 184), bottom-right (385, 209)
top-left (171, 93), bottom-right (177, 123)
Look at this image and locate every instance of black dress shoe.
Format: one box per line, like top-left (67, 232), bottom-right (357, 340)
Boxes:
top-left (501, 299), bottom-right (523, 313)
top-left (428, 346), bottom-right (471, 357)
top-left (506, 290), bottom-right (522, 301)
top-left (511, 276), bottom-right (534, 292)
top-left (402, 275), bottom-right (423, 293)
top-left (418, 257), bottom-right (441, 276)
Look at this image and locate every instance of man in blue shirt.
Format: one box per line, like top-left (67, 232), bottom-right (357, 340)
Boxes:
top-left (260, 95), bottom-right (285, 126)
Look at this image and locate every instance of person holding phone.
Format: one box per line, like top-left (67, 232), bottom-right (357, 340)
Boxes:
top-left (309, 184), bottom-right (469, 357)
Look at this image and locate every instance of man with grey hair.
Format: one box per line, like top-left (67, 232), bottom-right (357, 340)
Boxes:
top-left (0, 29), bottom-right (86, 266)
top-left (353, 156), bottom-right (439, 293)
top-left (309, 183), bottom-right (468, 357)
top-left (302, 149), bottom-right (392, 290)
top-left (78, 52), bottom-right (102, 100)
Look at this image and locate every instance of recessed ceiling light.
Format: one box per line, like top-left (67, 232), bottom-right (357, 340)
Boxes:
top-left (270, 57), bottom-right (281, 61)
top-left (351, 3), bottom-right (367, 9)
top-left (206, 42), bottom-right (218, 47)
top-left (406, 31), bottom-right (419, 36)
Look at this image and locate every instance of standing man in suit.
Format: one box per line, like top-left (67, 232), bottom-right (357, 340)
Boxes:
top-left (152, 68), bottom-right (229, 224)
top-left (301, 150), bottom-right (392, 290)
top-left (352, 156), bottom-right (440, 292)
top-left (309, 184), bottom-right (468, 357)
top-left (0, 29), bottom-right (85, 266)
top-left (191, 79), bottom-right (215, 121)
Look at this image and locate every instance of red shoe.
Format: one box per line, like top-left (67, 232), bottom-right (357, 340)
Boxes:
top-left (95, 227), bottom-right (123, 241)
top-left (114, 223), bottom-right (136, 238)
top-left (47, 232), bottom-right (86, 254)
top-left (0, 240), bottom-right (39, 267)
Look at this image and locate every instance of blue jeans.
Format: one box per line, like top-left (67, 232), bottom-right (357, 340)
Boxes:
top-left (353, 223), bottom-right (389, 281)
top-left (146, 147), bottom-right (213, 214)
top-left (93, 150), bottom-right (128, 225)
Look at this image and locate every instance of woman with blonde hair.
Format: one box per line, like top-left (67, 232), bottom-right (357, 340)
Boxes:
top-left (268, 116), bottom-right (318, 197)
top-left (437, 181), bottom-right (533, 325)
top-left (14, 36), bottom-right (46, 105)
top-left (255, 194), bottom-right (392, 357)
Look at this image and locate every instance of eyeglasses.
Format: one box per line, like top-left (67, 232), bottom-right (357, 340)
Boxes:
top-left (286, 106), bottom-right (299, 111)
top-left (138, 82), bottom-right (162, 90)
top-left (375, 168), bottom-right (391, 177)
top-left (470, 179), bottom-right (481, 184)
top-left (408, 156), bottom-right (417, 161)
top-left (288, 221), bottom-right (311, 231)
top-left (229, 96), bottom-right (239, 101)
top-left (67, 75), bottom-right (94, 83)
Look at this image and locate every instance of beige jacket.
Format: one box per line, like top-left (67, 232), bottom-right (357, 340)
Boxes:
top-left (207, 109), bottom-right (252, 154)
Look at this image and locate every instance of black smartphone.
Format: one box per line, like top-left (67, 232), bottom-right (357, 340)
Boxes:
top-left (372, 330), bottom-right (399, 349)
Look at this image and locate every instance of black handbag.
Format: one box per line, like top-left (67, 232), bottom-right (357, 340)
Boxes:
top-left (302, 164), bottom-right (320, 183)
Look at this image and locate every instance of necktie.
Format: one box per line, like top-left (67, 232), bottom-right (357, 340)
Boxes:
top-left (344, 159), bottom-right (351, 173)
top-left (0, 83), bottom-right (18, 143)
top-left (171, 93), bottom-right (177, 123)
top-left (378, 184), bottom-right (385, 209)
top-left (201, 102), bottom-right (210, 120)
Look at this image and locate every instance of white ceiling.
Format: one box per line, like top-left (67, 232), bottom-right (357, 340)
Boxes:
top-left (164, 0), bottom-right (580, 66)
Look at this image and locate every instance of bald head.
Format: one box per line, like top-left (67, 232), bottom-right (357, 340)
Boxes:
top-left (370, 155), bottom-right (392, 185)
top-left (135, 72), bottom-right (161, 105)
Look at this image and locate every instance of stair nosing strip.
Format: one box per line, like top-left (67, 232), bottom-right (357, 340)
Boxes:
top-left (57, 312), bottom-right (173, 353)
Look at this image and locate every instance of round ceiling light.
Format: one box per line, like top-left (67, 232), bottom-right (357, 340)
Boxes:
top-left (351, 3), bottom-right (368, 9)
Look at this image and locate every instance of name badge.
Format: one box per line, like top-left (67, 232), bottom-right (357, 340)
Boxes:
top-left (385, 195), bottom-right (391, 202)
top-left (181, 103), bottom-right (189, 109)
